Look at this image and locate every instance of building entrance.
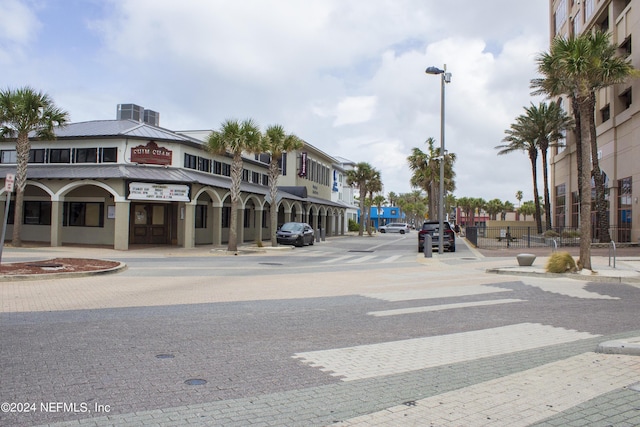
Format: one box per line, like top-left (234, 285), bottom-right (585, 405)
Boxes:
top-left (130, 203), bottom-right (175, 245)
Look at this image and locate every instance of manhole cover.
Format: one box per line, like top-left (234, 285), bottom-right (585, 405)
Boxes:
top-left (259, 262), bottom-right (283, 266)
top-left (155, 354), bottom-right (175, 359)
top-left (184, 379), bottom-right (207, 386)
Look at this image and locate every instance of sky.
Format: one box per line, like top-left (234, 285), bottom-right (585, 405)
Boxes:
top-left (1, 0), bottom-right (550, 206)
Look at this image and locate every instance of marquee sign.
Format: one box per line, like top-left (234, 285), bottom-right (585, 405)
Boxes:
top-left (299, 152), bottom-right (307, 177)
top-left (128, 182), bottom-right (190, 201)
top-left (131, 141), bottom-right (172, 165)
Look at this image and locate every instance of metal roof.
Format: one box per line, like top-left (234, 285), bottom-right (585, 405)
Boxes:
top-left (36, 120), bottom-right (203, 144)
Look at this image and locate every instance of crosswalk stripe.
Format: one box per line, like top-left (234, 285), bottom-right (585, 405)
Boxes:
top-left (292, 323), bottom-right (598, 382)
top-left (335, 352), bottom-right (640, 426)
top-left (368, 298), bottom-right (525, 316)
top-left (379, 255), bottom-right (402, 263)
top-left (346, 255), bottom-right (377, 264)
top-left (320, 255), bottom-right (356, 264)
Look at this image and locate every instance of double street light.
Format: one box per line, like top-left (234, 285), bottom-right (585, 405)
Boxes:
top-left (425, 65), bottom-right (451, 254)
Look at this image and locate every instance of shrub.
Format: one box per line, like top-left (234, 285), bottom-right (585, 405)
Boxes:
top-left (561, 230), bottom-right (581, 238)
top-left (544, 230), bottom-right (560, 238)
top-left (546, 251), bottom-right (577, 273)
top-left (348, 219), bottom-right (360, 232)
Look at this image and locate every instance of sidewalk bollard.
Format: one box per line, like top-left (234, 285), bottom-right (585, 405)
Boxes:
top-left (315, 229), bottom-right (320, 242)
top-left (321, 229), bottom-right (326, 241)
top-left (423, 234), bottom-right (432, 258)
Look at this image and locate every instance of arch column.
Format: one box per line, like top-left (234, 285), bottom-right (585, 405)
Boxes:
top-left (50, 200), bottom-right (63, 247)
top-left (114, 200), bottom-right (130, 250)
top-left (211, 203), bottom-right (222, 246)
top-left (183, 202), bottom-right (195, 248)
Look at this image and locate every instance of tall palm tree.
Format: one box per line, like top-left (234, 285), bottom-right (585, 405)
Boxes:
top-left (533, 31), bottom-right (636, 268)
top-left (515, 190), bottom-right (523, 208)
top-left (486, 199), bottom-right (503, 221)
top-left (496, 115), bottom-right (543, 234)
top-left (262, 124), bottom-right (303, 247)
top-left (207, 119), bottom-right (262, 252)
top-left (346, 162), bottom-right (374, 236)
top-left (521, 102), bottom-right (574, 230)
top-left (373, 194), bottom-right (386, 227)
top-left (366, 169), bottom-right (382, 235)
top-left (0, 87), bottom-right (69, 247)
top-left (387, 191), bottom-right (397, 208)
top-left (408, 137), bottom-right (456, 220)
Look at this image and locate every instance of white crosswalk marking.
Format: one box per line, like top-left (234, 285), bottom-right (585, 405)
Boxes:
top-left (346, 255), bottom-right (376, 263)
top-left (379, 255), bottom-right (402, 263)
top-left (292, 323), bottom-right (598, 381)
top-left (320, 255), bottom-right (356, 264)
top-left (335, 352), bottom-right (640, 426)
top-left (368, 298), bottom-right (526, 316)
top-left (363, 285), bottom-right (512, 302)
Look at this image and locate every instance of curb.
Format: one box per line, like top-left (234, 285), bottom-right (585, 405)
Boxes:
top-left (0, 261), bottom-right (127, 282)
top-left (596, 337), bottom-right (640, 356)
top-left (485, 267), bottom-right (640, 284)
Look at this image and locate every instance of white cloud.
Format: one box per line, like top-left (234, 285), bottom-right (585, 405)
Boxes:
top-left (2, 0), bottom-right (551, 205)
top-left (333, 96), bottom-right (377, 126)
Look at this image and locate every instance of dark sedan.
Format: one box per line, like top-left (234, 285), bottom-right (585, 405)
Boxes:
top-left (276, 222), bottom-right (315, 247)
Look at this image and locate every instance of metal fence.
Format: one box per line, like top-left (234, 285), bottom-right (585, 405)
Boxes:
top-left (465, 225), bottom-right (634, 250)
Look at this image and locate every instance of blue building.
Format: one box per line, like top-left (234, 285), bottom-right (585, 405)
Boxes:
top-left (358, 206), bottom-right (405, 229)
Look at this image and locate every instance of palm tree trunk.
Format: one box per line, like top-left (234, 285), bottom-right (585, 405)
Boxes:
top-left (588, 93), bottom-right (610, 243)
top-left (529, 151), bottom-right (543, 234)
top-left (571, 94), bottom-right (583, 223)
top-left (358, 186), bottom-right (365, 236)
top-left (12, 133), bottom-right (30, 247)
top-left (578, 99), bottom-right (592, 270)
top-left (228, 153), bottom-right (243, 252)
top-left (268, 159), bottom-right (280, 246)
top-left (541, 147), bottom-right (552, 230)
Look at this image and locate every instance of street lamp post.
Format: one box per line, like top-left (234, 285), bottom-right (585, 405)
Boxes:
top-left (425, 65), bottom-right (451, 254)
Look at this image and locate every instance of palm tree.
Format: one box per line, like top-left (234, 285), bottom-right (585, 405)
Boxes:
top-left (496, 115), bottom-right (543, 234)
top-left (346, 162), bottom-right (374, 236)
top-left (521, 102), bottom-right (574, 230)
top-left (515, 190), bottom-right (523, 207)
top-left (408, 137), bottom-right (456, 220)
top-left (486, 199), bottom-right (504, 221)
top-left (262, 124), bottom-right (303, 247)
top-left (501, 201), bottom-right (514, 221)
top-left (366, 169), bottom-right (382, 235)
top-left (519, 200), bottom-right (537, 221)
top-left (373, 194), bottom-right (386, 228)
top-left (207, 119), bottom-right (262, 252)
top-left (470, 198), bottom-right (486, 226)
top-left (456, 196), bottom-right (473, 227)
top-left (387, 191), bottom-right (397, 208)
top-left (533, 31), bottom-right (636, 268)
top-left (0, 87), bottom-right (69, 247)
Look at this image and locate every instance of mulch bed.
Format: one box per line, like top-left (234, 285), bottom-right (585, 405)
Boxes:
top-left (0, 258), bottom-right (121, 275)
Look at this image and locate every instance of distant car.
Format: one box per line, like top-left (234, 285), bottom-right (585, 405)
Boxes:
top-left (379, 223), bottom-right (410, 234)
top-left (276, 222), bottom-right (315, 247)
top-left (418, 220), bottom-right (456, 252)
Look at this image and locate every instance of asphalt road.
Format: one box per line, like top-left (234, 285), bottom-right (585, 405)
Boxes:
top-left (1, 235), bottom-right (639, 426)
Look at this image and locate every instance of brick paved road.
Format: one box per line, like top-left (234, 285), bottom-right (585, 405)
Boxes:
top-left (0, 239), bottom-right (639, 426)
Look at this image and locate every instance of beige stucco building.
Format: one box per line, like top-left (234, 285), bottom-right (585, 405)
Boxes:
top-left (0, 104), bottom-right (352, 250)
top-left (549, 0), bottom-right (639, 243)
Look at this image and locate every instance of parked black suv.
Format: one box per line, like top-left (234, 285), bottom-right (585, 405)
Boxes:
top-left (418, 220), bottom-right (456, 252)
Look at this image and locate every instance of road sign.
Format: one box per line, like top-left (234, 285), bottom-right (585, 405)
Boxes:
top-left (4, 173), bottom-right (14, 193)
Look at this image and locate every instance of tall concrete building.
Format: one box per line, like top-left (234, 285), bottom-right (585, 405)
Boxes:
top-left (549, 0), bottom-right (638, 243)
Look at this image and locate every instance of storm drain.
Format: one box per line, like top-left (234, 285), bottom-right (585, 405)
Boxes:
top-left (259, 262), bottom-right (283, 266)
top-left (155, 354), bottom-right (175, 359)
top-left (348, 250), bottom-right (374, 253)
top-left (184, 379), bottom-right (207, 386)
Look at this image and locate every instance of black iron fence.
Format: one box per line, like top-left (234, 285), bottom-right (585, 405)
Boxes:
top-left (465, 225), bottom-right (634, 250)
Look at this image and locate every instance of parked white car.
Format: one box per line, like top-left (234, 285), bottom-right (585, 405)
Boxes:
top-left (378, 223), bottom-right (410, 234)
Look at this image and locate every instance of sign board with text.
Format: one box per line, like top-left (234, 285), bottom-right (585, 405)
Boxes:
top-left (128, 182), bottom-right (190, 201)
top-left (4, 173), bottom-right (14, 193)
